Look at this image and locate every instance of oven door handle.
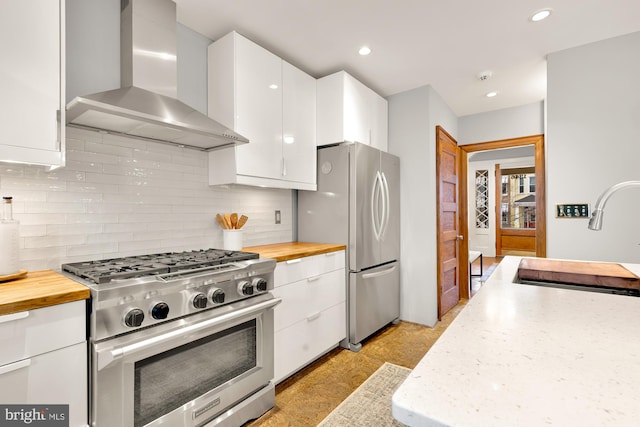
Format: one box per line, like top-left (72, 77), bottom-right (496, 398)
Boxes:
top-left (98, 297), bottom-right (282, 371)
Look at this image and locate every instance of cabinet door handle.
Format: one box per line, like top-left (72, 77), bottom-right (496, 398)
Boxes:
top-left (0, 358), bottom-right (31, 376)
top-left (325, 252), bottom-right (335, 257)
top-left (307, 276), bottom-right (320, 282)
top-left (306, 312), bottom-right (321, 322)
top-left (0, 311), bottom-right (29, 324)
top-left (286, 259), bottom-right (301, 265)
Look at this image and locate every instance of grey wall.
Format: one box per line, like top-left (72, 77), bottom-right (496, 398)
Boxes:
top-left (66, 0), bottom-right (120, 102)
top-left (546, 31), bottom-right (640, 262)
top-left (66, 0), bottom-right (212, 115)
top-left (458, 101), bottom-right (544, 145)
top-left (388, 85), bottom-right (457, 327)
top-left (177, 23), bottom-right (211, 113)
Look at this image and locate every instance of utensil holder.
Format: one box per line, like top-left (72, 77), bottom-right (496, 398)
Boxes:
top-left (223, 230), bottom-right (243, 251)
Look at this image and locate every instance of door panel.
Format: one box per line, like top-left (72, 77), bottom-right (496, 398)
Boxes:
top-left (351, 143), bottom-right (381, 270)
top-left (380, 151), bottom-right (400, 263)
top-left (436, 126), bottom-right (460, 318)
top-left (297, 145), bottom-right (349, 246)
top-left (495, 163), bottom-right (537, 256)
top-left (349, 261), bottom-right (400, 344)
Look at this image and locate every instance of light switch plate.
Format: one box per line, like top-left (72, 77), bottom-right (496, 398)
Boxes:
top-left (556, 204), bottom-right (590, 218)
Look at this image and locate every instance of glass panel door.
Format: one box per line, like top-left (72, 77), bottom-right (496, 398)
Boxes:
top-left (134, 320), bottom-right (257, 427)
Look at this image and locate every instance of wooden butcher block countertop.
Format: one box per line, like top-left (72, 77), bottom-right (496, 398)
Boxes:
top-left (0, 270), bottom-right (90, 316)
top-left (243, 242), bottom-right (346, 262)
top-left (518, 258), bottom-right (640, 290)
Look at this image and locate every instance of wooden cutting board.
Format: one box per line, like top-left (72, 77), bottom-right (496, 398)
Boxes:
top-left (517, 258), bottom-right (640, 290)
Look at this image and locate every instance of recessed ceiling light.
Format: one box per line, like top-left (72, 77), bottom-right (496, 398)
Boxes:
top-left (358, 46), bottom-right (371, 56)
top-left (485, 91), bottom-right (498, 98)
top-left (530, 8), bottom-right (552, 22)
top-left (269, 84), bottom-right (278, 90)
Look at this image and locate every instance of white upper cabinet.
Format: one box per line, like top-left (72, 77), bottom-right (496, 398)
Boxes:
top-left (208, 31), bottom-right (316, 190)
top-left (317, 71), bottom-right (388, 151)
top-left (282, 61), bottom-right (317, 187)
top-left (0, 0), bottom-right (65, 168)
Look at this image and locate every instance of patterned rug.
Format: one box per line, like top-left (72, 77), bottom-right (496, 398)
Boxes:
top-left (317, 362), bottom-right (410, 427)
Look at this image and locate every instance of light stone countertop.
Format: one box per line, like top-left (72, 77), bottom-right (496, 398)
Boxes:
top-left (392, 256), bottom-right (640, 427)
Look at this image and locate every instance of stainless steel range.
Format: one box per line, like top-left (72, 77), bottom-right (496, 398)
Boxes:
top-left (62, 248), bottom-right (280, 427)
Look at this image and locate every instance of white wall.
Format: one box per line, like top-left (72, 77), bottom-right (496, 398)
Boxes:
top-left (547, 31), bottom-right (640, 262)
top-left (0, 128), bottom-right (294, 272)
top-left (388, 85), bottom-right (457, 327)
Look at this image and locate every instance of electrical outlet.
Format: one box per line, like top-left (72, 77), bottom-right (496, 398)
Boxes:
top-left (275, 210), bottom-right (281, 224)
top-left (556, 204), bottom-right (590, 218)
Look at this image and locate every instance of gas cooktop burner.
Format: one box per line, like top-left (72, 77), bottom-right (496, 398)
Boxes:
top-left (62, 248), bottom-right (259, 284)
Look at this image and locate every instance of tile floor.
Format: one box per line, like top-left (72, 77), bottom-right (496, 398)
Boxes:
top-left (247, 256), bottom-right (502, 426)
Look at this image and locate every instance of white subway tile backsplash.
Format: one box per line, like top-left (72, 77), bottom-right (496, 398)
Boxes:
top-left (17, 213), bottom-right (67, 225)
top-left (85, 140), bottom-right (134, 158)
top-left (0, 129), bottom-right (294, 272)
top-left (66, 242), bottom-right (120, 257)
top-left (24, 234), bottom-right (87, 249)
top-left (1, 177), bottom-right (68, 192)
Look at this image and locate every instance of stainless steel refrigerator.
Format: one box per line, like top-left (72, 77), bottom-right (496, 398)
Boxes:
top-left (298, 142), bottom-right (400, 351)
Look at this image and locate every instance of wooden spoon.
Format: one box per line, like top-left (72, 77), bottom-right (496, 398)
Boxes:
top-left (230, 212), bottom-right (238, 229)
top-left (223, 213), bottom-right (232, 229)
top-left (215, 213), bottom-right (227, 229)
top-left (236, 215), bottom-right (248, 229)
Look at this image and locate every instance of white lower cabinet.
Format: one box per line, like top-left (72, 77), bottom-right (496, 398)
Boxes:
top-left (0, 301), bottom-right (88, 427)
top-left (272, 251), bottom-right (346, 383)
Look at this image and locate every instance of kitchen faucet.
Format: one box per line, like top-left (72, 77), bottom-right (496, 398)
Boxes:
top-left (588, 181), bottom-right (640, 230)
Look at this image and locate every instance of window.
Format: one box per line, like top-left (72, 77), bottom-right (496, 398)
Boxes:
top-left (500, 168), bottom-right (536, 229)
top-left (475, 170), bottom-right (489, 229)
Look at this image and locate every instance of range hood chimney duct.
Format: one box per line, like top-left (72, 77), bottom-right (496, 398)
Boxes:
top-left (65, 0), bottom-right (248, 150)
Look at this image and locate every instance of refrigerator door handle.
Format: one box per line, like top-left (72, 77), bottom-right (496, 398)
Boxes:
top-left (371, 171), bottom-right (383, 240)
top-left (362, 264), bottom-right (397, 280)
top-left (380, 171), bottom-right (390, 239)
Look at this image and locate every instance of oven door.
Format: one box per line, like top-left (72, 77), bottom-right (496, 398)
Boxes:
top-left (92, 294), bottom-right (280, 427)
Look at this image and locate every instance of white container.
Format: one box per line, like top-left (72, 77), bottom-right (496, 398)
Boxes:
top-left (0, 196), bottom-right (19, 276)
top-left (223, 230), bottom-right (243, 251)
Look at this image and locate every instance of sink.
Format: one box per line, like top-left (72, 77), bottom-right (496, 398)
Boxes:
top-left (516, 258), bottom-right (640, 297)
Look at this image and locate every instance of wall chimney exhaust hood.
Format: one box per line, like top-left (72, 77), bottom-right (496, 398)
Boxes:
top-left (65, 0), bottom-right (248, 150)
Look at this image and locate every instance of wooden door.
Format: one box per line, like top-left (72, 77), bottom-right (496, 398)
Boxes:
top-left (495, 164), bottom-right (537, 256)
top-left (436, 126), bottom-right (462, 318)
top-left (459, 134), bottom-right (546, 259)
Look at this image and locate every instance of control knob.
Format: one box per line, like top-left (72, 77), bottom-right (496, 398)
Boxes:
top-left (192, 293), bottom-right (208, 309)
top-left (238, 280), bottom-right (254, 296)
top-left (209, 288), bottom-right (226, 304)
top-left (124, 308), bottom-right (144, 327)
top-left (253, 278), bottom-right (268, 292)
top-left (151, 302), bottom-right (170, 320)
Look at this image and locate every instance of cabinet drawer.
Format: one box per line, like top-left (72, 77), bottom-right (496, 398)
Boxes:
top-left (274, 250), bottom-right (345, 287)
top-left (0, 342), bottom-right (88, 427)
top-left (0, 300), bottom-right (86, 366)
top-left (272, 269), bottom-right (345, 332)
top-left (274, 302), bottom-right (346, 383)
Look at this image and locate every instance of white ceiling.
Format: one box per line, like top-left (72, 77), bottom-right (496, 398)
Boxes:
top-left (174, 0), bottom-right (640, 117)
